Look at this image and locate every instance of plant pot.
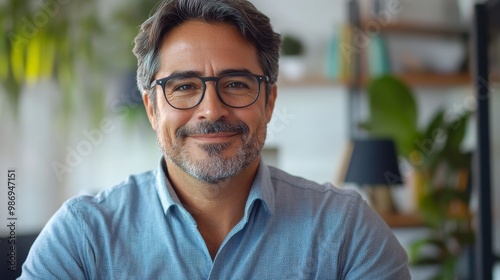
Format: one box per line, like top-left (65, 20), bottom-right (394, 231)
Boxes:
top-left (279, 56), bottom-right (306, 80)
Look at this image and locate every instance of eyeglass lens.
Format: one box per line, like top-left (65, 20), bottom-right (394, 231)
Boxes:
top-left (162, 74), bottom-right (260, 109)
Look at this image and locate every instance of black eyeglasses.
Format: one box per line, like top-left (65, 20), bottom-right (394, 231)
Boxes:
top-left (150, 72), bottom-right (269, 110)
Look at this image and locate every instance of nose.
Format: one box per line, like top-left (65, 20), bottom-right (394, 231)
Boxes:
top-left (195, 82), bottom-right (229, 121)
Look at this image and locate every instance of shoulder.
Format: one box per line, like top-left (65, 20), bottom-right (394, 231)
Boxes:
top-left (19, 170), bottom-right (159, 279)
top-left (32, 169), bottom-right (161, 260)
top-left (265, 165), bottom-right (386, 233)
top-left (62, 169), bottom-right (158, 222)
top-left (266, 167), bottom-right (409, 278)
top-left (267, 165), bottom-right (361, 206)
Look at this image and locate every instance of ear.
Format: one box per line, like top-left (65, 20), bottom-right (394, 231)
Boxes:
top-left (142, 92), bottom-right (158, 130)
top-left (265, 84), bottom-right (278, 124)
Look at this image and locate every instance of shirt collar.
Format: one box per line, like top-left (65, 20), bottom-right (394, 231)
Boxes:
top-left (245, 160), bottom-right (275, 215)
top-left (154, 157), bottom-right (182, 215)
top-left (155, 157), bottom-right (276, 216)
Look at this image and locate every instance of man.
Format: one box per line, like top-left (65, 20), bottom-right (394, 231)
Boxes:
top-left (20, 0), bottom-right (410, 279)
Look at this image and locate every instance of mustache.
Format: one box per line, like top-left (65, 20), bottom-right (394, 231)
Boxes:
top-left (176, 119), bottom-right (250, 138)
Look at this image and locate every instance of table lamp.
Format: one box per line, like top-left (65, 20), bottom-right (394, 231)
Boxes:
top-left (342, 138), bottom-right (403, 214)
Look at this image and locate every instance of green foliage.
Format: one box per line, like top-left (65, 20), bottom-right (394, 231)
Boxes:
top-left (111, 0), bottom-right (160, 72)
top-left (360, 75), bottom-right (419, 157)
top-left (0, 0), bottom-right (107, 123)
top-left (361, 74), bottom-right (474, 279)
top-left (107, 0), bottom-right (159, 125)
top-left (281, 34), bottom-right (304, 56)
top-left (361, 74), bottom-right (472, 173)
top-left (0, 0), bottom-right (160, 125)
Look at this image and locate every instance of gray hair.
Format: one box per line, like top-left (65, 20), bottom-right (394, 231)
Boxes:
top-left (133, 0), bottom-right (281, 102)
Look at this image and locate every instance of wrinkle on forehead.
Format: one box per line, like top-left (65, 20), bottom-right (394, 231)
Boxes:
top-left (156, 20), bottom-right (261, 79)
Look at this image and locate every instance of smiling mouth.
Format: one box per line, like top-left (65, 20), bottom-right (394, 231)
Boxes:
top-left (190, 132), bottom-right (239, 143)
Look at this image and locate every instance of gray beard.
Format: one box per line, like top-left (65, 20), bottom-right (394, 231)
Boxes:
top-left (158, 119), bottom-right (265, 184)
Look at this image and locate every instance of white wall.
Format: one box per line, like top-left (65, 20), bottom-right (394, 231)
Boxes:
top-left (265, 85), bottom-right (348, 184)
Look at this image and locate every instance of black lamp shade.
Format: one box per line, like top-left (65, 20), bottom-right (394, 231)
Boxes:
top-left (343, 138), bottom-right (403, 186)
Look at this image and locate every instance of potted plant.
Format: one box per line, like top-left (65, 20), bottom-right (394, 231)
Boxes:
top-left (360, 75), bottom-right (474, 279)
top-left (0, 0), bottom-right (108, 123)
top-left (279, 34), bottom-right (306, 80)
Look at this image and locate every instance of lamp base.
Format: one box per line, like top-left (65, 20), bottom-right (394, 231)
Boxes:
top-left (367, 186), bottom-right (396, 215)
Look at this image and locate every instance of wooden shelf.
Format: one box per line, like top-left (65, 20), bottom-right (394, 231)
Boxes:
top-left (396, 72), bottom-right (472, 87)
top-left (277, 75), bottom-right (344, 87)
top-left (360, 19), bottom-right (469, 36)
top-left (489, 71), bottom-right (500, 85)
top-left (348, 20), bottom-right (471, 87)
top-left (380, 213), bottom-right (424, 228)
top-left (276, 73), bottom-right (471, 88)
top-left (351, 72), bottom-right (470, 87)
top-left (354, 72), bottom-right (471, 87)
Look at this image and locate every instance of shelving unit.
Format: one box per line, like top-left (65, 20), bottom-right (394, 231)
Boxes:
top-left (348, 22), bottom-right (470, 89)
top-left (359, 18), bottom-right (471, 88)
top-left (346, 0), bottom-right (498, 278)
top-left (347, 0), bottom-right (473, 228)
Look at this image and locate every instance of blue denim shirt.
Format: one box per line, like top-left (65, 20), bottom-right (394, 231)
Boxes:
top-left (20, 159), bottom-right (409, 279)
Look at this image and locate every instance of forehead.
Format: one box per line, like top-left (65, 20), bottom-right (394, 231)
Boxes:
top-left (157, 20), bottom-right (262, 76)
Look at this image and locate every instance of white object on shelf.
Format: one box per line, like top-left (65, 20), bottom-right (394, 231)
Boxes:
top-left (390, 0), bottom-right (461, 27)
top-left (385, 34), bottom-right (467, 74)
top-left (279, 56), bottom-right (306, 80)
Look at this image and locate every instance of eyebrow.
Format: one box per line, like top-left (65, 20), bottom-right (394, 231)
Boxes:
top-left (218, 68), bottom-right (252, 76)
top-left (168, 68), bottom-right (254, 77)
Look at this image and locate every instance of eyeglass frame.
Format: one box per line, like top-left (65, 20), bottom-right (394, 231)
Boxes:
top-left (149, 72), bottom-right (270, 110)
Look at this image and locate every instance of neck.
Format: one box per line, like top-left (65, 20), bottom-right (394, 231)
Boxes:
top-left (165, 158), bottom-right (260, 258)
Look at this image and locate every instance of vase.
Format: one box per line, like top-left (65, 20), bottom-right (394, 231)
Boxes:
top-left (279, 56), bottom-right (306, 80)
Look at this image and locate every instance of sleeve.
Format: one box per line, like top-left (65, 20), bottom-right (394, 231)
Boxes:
top-left (18, 200), bottom-right (91, 280)
top-left (341, 193), bottom-right (411, 280)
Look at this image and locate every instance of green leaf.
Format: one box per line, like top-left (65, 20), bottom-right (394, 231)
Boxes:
top-left (408, 237), bottom-right (447, 265)
top-left (365, 75), bottom-right (419, 157)
top-left (408, 238), bottom-right (431, 264)
top-left (281, 34), bottom-right (304, 55)
top-left (434, 256), bottom-right (458, 280)
top-left (413, 110), bottom-right (447, 170)
top-left (422, 109), bottom-right (446, 142)
top-left (419, 188), bottom-right (470, 227)
top-left (442, 111), bottom-right (471, 160)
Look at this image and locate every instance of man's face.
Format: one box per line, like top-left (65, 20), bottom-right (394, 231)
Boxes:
top-left (144, 21), bottom-right (277, 184)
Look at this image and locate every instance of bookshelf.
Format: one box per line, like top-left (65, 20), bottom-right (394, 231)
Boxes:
top-left (347, 0), bottom-right (473, 132)
top-left (347, 0), bottom-right (474, 231)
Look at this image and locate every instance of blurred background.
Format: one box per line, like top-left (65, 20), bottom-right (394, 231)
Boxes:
top-left (0, 0), bottom-right (499, 279)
